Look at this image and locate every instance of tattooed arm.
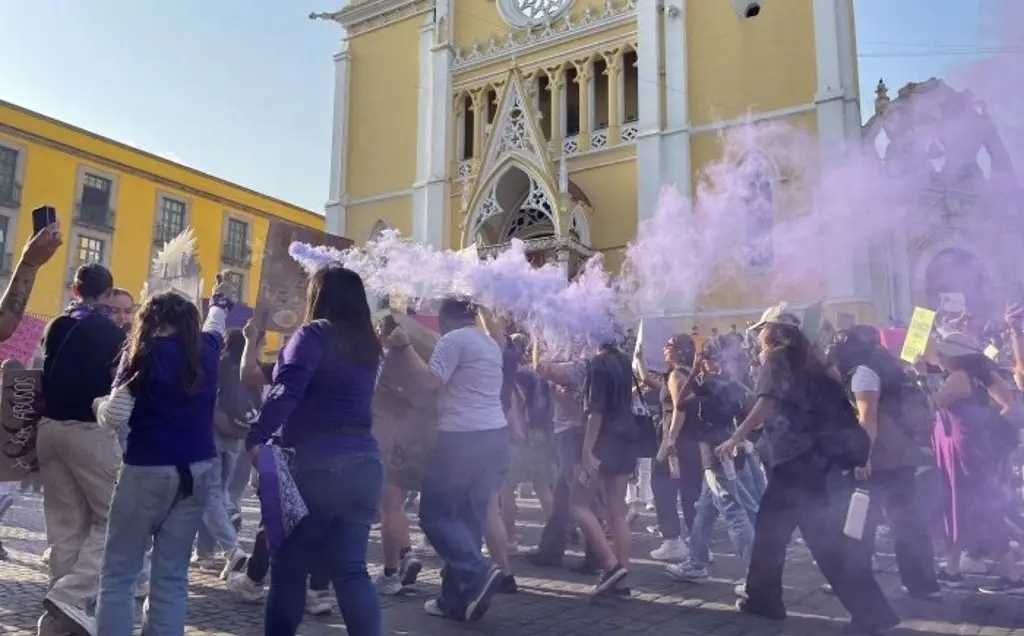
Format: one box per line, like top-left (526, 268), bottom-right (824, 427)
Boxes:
top-left (0, 263), bottom-right (39, 341)
top-left (0, 224), bottom-right (62, 341)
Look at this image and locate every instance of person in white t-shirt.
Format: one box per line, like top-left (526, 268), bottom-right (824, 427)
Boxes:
top-left (388, 298), bottom-right (508, 622)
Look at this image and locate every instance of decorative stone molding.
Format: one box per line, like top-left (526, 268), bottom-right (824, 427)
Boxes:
top-left (497, 0), bottom-right (575, 31)
top-left (451, 0), bottom-right (636, 70)
top-left (476, 235), bottom-right (595, 259)
top-left (311, 0), bottom-right (434, 37)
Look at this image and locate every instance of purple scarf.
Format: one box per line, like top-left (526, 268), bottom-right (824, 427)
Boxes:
top-left (256, 445), bottom-right (309, 556)
top-left (63, 300), bottom-right (114, 322)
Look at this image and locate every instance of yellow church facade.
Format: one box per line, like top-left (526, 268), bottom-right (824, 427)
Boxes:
top-left (316, 0), bottom-right (866, 329)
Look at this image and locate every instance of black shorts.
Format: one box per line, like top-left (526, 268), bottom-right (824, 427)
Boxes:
top-left (560, 428), bottom-right (637, 477)
top-left (594, 432), bottom-right (639, 477)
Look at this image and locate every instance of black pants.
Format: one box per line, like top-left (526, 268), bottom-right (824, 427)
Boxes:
top-left (247, 523), bottom-right (331, 591)
top-left (650, 438), bottom-right (702, 539)
top-left (860, 466), bottom-right (940, 596)
top-left (534, 429), bottom-right (598, 567)
top-left (745, 453), bottom-right (898, 629)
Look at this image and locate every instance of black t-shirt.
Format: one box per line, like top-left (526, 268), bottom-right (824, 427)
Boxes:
top-left (582, 346), bottom-right (634, 436)
top-left (754, 348), bottom-right (814, 467)
top-left (42, 313), bottom-right (126, 422)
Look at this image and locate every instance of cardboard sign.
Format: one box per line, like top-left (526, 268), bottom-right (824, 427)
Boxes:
top-left (900, 307), bottom-right (937, 363)
top-left (0, 315), bottom-right (46, 367)
top-left (633, 317), bottom-right (676, 377)
top-left (372, 312), bottom-right (439, 491)
top-left (0, 369), bottom-right (43, 480)
top-left (256, 222), bottom-right (353, 333)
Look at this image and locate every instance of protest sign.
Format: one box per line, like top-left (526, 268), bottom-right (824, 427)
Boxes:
top-left (372, 312), bottom-right (439, 491)
top-left (0, 315), bottom-right (46, 367)
top-left (900, 307), bottom-right (937, 363)
top-left (256, 222), bottom-right (353, 333)
top-left (0, 368), bottom-right (43, 480)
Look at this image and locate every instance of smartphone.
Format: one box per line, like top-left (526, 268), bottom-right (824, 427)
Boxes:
top-left (31, 206), bottom-right (57, 235)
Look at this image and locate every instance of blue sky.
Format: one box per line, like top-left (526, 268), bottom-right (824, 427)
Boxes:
top-left (0, 0), bottom-right (995, 213)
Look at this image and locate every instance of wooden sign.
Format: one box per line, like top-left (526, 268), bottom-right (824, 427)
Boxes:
top-left (256, 222), bottom-right (353, 333)
top-left (372, 312), bottom-right (439, 491)
top-left (0, 369), bottom-right (43, 480)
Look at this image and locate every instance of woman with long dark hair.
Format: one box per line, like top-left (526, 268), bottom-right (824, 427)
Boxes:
top-left (716, 309), bottom-right (897, 635)
top-left (245, 264), bottom-right (383, 636)
top-left (93, 281), bottom-right (234, 636)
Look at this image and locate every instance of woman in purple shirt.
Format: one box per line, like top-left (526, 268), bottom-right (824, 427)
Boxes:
top-left (245, 264), bottom-right (383, 636)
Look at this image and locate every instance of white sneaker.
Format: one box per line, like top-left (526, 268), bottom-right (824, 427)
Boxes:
top-left (650, 538), bottom-right (689, 562)
top-left (960, 554), bottom-right (989, 575)
top-left (424, 598), bottom-right (445, 617)
top-left (665, 561), bottom-right (709, 582)
top-left (375, 571), bottom-right (403, 596)
top-left (227, 572), bottom-right (265, 603)
top-left (220, 547), bottom-right (249, 581)
top-left (734, 581), bottom-right (748, 599)
top-left (305, 589), bottom-right (332, 616)
top-left (190, 553), bottom-right (218, 571)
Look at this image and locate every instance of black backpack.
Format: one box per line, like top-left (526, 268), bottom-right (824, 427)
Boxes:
top-left (807, 372), bottom-right (871, 470)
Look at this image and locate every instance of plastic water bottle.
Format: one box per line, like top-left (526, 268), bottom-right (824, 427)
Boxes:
top-left (843, 488), bottom-right (871, 540)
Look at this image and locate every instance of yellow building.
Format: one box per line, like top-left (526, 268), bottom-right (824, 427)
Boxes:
top-left (0, 100), bottom-right (324, 325)
top-left (314, 0), bottom-right (864, 330)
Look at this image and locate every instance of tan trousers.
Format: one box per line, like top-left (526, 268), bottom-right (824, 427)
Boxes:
top-left (36, 418), bottom-right (120, 610)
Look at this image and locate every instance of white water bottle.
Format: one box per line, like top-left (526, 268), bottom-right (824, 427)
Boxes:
top-left (843, 488), bottom-right (871, 540)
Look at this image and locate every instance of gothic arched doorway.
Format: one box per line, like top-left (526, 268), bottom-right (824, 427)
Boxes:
top-left (924, 247), bottom-right (990, 317)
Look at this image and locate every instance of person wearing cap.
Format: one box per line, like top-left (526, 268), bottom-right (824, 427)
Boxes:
top-left (925, 328), bottom-right (1023, 594)
top-left (716, 307), bottom-right (898, 633)
top-left (648, 333), bottom-right (703, 563)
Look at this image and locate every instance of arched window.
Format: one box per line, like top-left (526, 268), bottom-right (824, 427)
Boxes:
top-left (740, 155), bottom-right (773, 268)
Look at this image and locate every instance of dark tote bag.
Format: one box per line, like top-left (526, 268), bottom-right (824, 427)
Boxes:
top-left (631, 376), bottom-right (658, 458)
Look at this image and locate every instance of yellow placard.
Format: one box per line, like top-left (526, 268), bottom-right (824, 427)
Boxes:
top-left (900, 307), bottom-right (936, 363)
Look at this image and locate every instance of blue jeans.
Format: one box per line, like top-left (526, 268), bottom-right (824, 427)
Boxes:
top-left (95, 460), bottom-right (216, 636)
top-left (196, 437), bottom-right (241, 557)
top-left (419, 428), bottom-right (509, 620)
top-left (265, 452), bottom-right (383, 636)
top-left (688, 466), bottom-right (757, 570)
top-left (226, 446), bottom-right (252, 517)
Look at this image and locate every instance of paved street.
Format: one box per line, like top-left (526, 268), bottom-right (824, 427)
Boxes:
top-left (1, 490), bottom-right (1022, 635)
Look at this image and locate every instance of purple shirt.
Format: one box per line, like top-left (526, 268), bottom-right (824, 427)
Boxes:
top-left (246, 321), bottom-right (378, 459)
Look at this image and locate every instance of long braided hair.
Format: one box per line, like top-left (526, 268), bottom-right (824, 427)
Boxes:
top-left (120, 291), bottom-right (204, 395)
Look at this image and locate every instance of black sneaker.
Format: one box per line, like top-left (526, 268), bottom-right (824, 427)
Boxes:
top-left (978, 577), bottom-right (1024, 595)
top-left (464, 565), bottom-right (503, 621)
top-left (592, 565), bottom-right (628, 596)
top-left (498, 575), bottom-right (518, 594)
top-left (936, 569), bottom-right (965, 588)
top-left (736, 598), bottom-right (786, 621)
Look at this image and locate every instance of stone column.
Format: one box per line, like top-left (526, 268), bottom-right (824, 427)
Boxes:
top-left (556, 248), bottom-right (570, 279)
top-left (545, 65), bottom-right (565, 153)
top-left (574, 58), bottom-right (593, 152)
top-left (635, 0), bottom-right (663, 226)
top-left (325, 41), bottom-right (351, 237)
top-left (604, 49), bottom-right (623, 145)
top-left (470, 88), bottom-right (485, 161)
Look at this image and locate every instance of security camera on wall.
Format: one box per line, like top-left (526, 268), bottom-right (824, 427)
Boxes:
top-left (732, 0), bottom-right (764, 18)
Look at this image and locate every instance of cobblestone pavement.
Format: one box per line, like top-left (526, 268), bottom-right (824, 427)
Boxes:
top-left (1, 490), bottom-right (1023, 635)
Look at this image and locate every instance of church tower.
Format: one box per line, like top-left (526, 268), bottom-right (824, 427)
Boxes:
top-left (316, 0), bottom-right (862, 326)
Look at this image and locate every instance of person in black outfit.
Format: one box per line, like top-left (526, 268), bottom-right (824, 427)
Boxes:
top-left (716, 313), bottom-right (898, 635)
top-left (649, 334), bottom-right (704, 563)
top-left (572, 341), bottom-right (637, 595)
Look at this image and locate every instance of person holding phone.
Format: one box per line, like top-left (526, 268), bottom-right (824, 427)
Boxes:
top-left (0, 210), bottom-right (63, 341)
